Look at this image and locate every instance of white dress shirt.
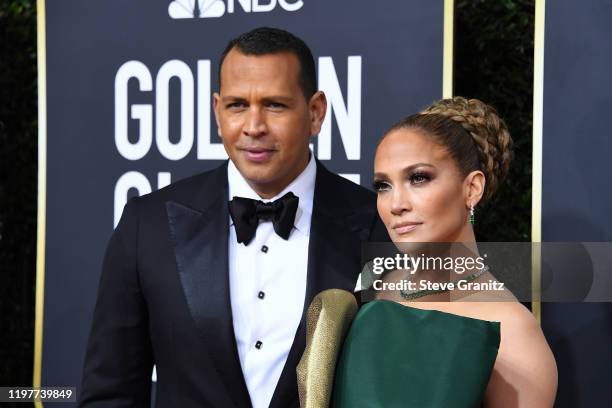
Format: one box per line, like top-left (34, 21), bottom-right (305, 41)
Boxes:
top-left (227, 154), bottom-right (315, 408)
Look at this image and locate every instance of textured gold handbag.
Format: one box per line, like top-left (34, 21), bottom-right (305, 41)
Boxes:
top-left (296, 289), bottom-right (358, 408)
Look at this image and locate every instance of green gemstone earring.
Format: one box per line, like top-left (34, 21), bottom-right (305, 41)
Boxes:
top-left (469, 205), bottom-right (475, 225)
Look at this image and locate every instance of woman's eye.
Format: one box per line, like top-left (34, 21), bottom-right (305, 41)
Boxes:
top-left (372, 180), bottom-right (391, 192)
top-left (409, 172), bottom-right (431, 185)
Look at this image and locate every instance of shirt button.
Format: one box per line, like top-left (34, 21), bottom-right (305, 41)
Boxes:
top-left (255, 341), bottom-right (263, 349)
top-left (258, 291), bottom-right (265, 300)
top-left (261, 245), bottom-right (268, 253)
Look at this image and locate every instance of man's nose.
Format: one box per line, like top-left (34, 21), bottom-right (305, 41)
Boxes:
top-left (390, 187), bottom-right (412, 215)
top-left (242, 107), bottom-right (267, 137)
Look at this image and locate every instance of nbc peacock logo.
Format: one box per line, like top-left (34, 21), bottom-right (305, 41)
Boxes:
top-left (168, 0), bottom-right (304, 19)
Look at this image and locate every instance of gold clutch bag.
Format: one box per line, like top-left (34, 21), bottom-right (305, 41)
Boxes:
top-left (296, 289), bottom-right (358, 408)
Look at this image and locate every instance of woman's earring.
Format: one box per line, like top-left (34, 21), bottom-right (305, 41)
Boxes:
top-left (469, 205), bottom-right (475, 225)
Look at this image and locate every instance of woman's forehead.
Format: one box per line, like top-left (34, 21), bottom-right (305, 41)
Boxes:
top-left (376, 128), bottom-right (451, 166)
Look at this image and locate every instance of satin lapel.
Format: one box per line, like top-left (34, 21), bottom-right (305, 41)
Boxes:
top-left (166, 171), bottom-right (251, 407)
top-left (269, 164), bottom-right (366, 408)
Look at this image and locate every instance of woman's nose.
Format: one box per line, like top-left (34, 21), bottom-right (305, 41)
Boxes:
top-left (390, 187), bottom-right (412, 215)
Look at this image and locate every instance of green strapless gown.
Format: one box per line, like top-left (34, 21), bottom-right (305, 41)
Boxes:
top-left (332, 300), bottom-right (500, 407)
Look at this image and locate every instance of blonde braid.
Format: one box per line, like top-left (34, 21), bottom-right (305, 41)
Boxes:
top-left (421, 97), bottom-right (513, 201)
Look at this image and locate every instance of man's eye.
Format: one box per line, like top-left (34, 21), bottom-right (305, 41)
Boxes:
top-left (372, 180), bottom-right (391, 193)
top-left (227, 102), bottom-right (246, 109)
top-left (267, 102), bottom-right (286, 109)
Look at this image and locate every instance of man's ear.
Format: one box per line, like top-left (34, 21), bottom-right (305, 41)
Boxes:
top-left (464, 170), bottom-right (485, 208)
top-left (308, 91), bottom-right (327, 136)
top-left (213, 92), bottom-right (222, 138)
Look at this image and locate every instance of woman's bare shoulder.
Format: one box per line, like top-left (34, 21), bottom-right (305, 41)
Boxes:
top-left (405, 301), bottom-right (558, 407)
top-left (482, 302), bottom-right (558, 407)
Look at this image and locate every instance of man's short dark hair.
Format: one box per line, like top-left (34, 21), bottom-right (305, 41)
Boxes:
top-left (219, 27), bottom-right (317, 100)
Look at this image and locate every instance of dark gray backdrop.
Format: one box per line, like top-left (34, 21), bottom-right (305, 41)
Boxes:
top-left (541, 0), bottom-right (612, 406)
top-left (42, 0), bottom-right (445, 400)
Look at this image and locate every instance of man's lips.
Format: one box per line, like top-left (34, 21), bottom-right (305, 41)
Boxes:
top-left (391, 222), bottom-right (422, 235)
top-left (239, 147), bottom-right (276, 162)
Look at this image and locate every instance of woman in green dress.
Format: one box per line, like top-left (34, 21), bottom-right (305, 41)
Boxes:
top-left (332, 97), bottom-right (557, 407)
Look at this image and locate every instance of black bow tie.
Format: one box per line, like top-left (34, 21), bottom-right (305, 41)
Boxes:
top-left (228, 192), bottom-right (299, 245)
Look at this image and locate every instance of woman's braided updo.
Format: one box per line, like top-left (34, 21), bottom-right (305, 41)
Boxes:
top-left (384, 97), bottom-right (513, 202)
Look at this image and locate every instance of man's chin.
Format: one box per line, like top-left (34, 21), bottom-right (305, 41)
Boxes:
top-left (234, 167), bottom-right (281, 194)
top-left (235, 166), bottom-right (274, 183)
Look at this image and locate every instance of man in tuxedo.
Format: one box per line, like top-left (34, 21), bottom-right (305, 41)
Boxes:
top-left (80, 27), bottom-right (387, 407)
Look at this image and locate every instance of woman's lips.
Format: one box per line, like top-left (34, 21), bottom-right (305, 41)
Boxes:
top-left (392, 223), bottom-right (422, 235)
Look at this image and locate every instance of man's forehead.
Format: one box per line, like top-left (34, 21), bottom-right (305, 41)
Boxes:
top-left (220, 49), bottom-right (301, 87)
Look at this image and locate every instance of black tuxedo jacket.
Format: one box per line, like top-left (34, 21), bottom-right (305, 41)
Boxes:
top-left (80, 160), bottom-right (388, 407)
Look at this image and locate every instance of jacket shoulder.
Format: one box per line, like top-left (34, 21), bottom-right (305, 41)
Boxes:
top-left (133, 163), bottom-right (227, 210)
top-left (317, 165), bottom-right (376, 207)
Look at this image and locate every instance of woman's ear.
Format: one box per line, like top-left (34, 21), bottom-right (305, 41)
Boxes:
top-left (464, 170), bottom-right (485, 208)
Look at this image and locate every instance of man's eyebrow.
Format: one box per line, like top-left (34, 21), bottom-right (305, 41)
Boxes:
top-left (220, 96), bottom-right (247, 103)
top-left (220, 95), bottom-right (296, 104)
top-left (260, 96), bottom-right (295, 103)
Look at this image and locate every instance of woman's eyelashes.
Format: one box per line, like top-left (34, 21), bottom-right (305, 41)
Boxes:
top-left (409, 171), bottom-right (433, 185)
top-left (372, 179), bottom-right (391, 192)
top-left (373, 171), bottom-right (433, 193)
